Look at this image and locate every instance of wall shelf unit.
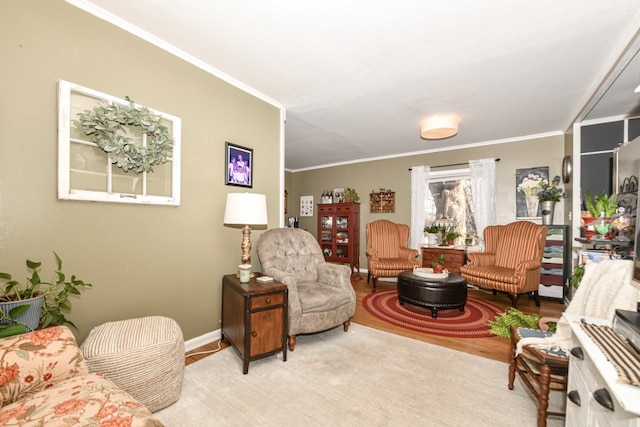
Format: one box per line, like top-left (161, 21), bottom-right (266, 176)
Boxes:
top-left (369, 192), bottom-right (395, 213)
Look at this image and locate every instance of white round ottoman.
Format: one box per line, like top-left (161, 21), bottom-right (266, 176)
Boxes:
top-left (80, 316), bottom-right (184, 412)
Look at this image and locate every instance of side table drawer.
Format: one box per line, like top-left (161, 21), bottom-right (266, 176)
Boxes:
top-left (250, 292), bottom-right (285, 310)
top-left (445, 262), bottom-right (463, 274)
top-left (444, 253), bottom-right (464, 264)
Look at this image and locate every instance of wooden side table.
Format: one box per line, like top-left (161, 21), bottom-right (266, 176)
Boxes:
top-left (221, 274), bottom-right (288, 374)
top-left (421, 247), bottom-right (466, 274)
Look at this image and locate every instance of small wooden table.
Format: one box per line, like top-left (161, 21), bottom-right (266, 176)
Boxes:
top-left (397, 270), bottom-right (467, 319)
top-left (221, 274), bottom-right (288, 374)
top-left (421, 247), bottom-right (466, 274)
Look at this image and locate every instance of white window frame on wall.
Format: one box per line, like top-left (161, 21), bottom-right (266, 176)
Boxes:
top-left (424, 168), bottom-right (477, 235)
top-left (57, 80), bottom-right (181, 206)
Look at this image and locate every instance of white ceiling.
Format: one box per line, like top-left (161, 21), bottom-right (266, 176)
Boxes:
top-left (71, 0), bottom-right (640, 171)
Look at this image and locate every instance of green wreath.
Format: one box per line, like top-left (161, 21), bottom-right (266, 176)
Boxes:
top-left (77, 98), bottom-right (174, 173)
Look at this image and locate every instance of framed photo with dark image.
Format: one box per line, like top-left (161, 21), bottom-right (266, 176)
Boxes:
top-left (225, 142), bottom-right (253, 188)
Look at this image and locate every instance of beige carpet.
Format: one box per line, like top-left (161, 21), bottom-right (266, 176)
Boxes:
top-left (155, 323), bottom-right (565, 426)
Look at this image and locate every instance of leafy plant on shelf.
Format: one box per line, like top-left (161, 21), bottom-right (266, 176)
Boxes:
top-left (432, 254), bottom-right (446, 274)
top-left (424, 225), bottom-right (441, 234)
top-left (584, 192), bottom-right (618, 218)
top-left (344, 188), bottom-right (360, 203)
top-left (444, 231), bottom-right (460, 244)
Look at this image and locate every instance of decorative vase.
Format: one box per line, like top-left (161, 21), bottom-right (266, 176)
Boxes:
top-left (0, 295), bottom-right (44, 331)
top-left (427, 233), bottom-right (438, 246)
top-left (593, 213), bottom-right (611, 239)
top-left (525, 195), bottom-right (539, 217)
top-left (540, 200), bottom-right (555, 225)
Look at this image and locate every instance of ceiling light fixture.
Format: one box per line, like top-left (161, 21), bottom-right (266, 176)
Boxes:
top-left (420, 116), bottom-right (460, 139)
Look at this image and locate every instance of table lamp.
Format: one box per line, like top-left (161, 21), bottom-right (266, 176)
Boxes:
top-left (223, 193), bottom-right (268, 266)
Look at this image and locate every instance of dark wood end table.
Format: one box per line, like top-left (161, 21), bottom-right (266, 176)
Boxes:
top-left (221, 274), bottom-right (288, 374)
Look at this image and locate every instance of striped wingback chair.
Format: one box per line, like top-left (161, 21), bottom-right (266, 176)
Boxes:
top-left (366, 220), bottom-right (420, 292)
top-left (460, 221), bottom-right (547, 307)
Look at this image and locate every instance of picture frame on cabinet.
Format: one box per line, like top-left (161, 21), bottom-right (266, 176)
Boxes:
top-left (333, 188), bottom-right (345, 203)
top-left (225, 142), bottom-right (253, 188)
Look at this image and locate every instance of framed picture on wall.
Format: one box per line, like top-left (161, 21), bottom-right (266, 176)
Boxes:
top-left (225, 142), bottom-right (253, 188)
top-left (516, 166), bottom-right (549, 219)
top-left (300, 195), bottom-right (314, 216)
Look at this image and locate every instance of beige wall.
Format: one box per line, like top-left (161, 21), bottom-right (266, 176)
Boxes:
top-left (289, 135), bottom-right (569, 271)
top-left (0, 1), bottom-right (282, 342)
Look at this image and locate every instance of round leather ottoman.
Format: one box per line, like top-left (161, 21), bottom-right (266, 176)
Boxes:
top-left (397, 270), bottom-right (467, 318)
top-left (80, 316), bottom-right (184, 412)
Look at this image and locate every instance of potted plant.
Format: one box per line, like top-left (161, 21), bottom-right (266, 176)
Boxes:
top-left (424, 225), bottom-right (441, 246)
top-left (432, 254), bottom-right (446, 273)
top-left (537, 176), bottom-right (566, 203)
top-left (571, 265), bottom-right (585, 289)
top-left (583, 192), bottom-right (618, 238)
top-left (537, 175), bottom-right (566, 225)
top-left (0, 251), bottom-right (92, 338)
top-left (584, 192), bottom-right (618, 218)
top-left (444, 231), bottom-right (460, 246)
top-left (487, 308), bottom-right (546, 339)
top-left (344, 188), bottom-right (360, 203)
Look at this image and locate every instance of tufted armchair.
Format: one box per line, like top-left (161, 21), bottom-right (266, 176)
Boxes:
top-left (257, 228), bottom-right (356, 351)
top-left (366, 220), bottom-right (420, 292)
top-left (460, 221), bottom-right (547, 307)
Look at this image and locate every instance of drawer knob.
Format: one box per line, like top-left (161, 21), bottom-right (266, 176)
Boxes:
top-left (266, 298), bottom-right (271, 304)
top-left (570, 346), bottom-right (584, 360)
top-left (252, 331), bottom-right (258, 338)
top-left (567, 390), bottom-right (581, 407)
top-left (593, 388), bottom-right (614, 411)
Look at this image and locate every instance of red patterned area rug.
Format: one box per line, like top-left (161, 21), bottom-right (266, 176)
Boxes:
top-left (362, 290), bottom-right (502, 338)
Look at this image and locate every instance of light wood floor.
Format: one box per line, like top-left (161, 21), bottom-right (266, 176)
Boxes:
top-left (185, 273), bottom-right (566, 366)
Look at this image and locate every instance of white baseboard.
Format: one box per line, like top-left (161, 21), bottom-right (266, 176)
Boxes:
top-left (184, 328), bottom-right (221, 352)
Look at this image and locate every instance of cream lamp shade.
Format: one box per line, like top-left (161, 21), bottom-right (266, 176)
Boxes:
top-left (420, 116), bottom-right (460, 139)
top-left (224, 193), bottom-right (268, 266)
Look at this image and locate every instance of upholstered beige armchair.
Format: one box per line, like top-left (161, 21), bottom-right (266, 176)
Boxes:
top-left (366, 220), bottom-right (420, 292)
top-left (257, 228), bottom-right (356, 351)
top-left (460, 221), bottom-right (547, 307)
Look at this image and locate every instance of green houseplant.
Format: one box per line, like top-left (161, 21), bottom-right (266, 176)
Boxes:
top-left (344, 188), bottom-right (360, 203)
top-left (488, 308), bottom-right (546, 339)
top-left (424, 225), bottom-right (441, 234)
top-left (431, 254), bottom-right (446, 273)
top-left (444, 231), bottom-right (460, 245)
top-left (571, 265), bottom-right (585, 289)
top-left (0, 252), bottom-right (92, 338)
top-left (584, 192), bottom-right (618, 218)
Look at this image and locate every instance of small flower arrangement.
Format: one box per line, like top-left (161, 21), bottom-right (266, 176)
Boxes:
top-left (517, 174), bottom-right (543, 197)
top-left (537, 175), bottom-right (566, 202)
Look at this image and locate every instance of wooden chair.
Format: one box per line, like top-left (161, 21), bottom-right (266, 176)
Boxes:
top-left (509, 318), bottom-right (568, 427)
top-left (460, 221), bottom-right (547, 307)
top-left (366, 220), bottom-right (420, 292)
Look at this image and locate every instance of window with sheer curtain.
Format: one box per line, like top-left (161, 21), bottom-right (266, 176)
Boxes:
top-left (425, 169), bottom-right (478, 240)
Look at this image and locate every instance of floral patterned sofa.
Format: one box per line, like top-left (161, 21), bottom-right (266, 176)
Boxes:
top-left (0, 325), bottom-right (163, 426)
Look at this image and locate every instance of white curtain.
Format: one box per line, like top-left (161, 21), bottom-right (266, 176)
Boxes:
top-left (410, 166), bottom-right (430, 250)
top-left (469, 158), bottom-right (496, 246)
